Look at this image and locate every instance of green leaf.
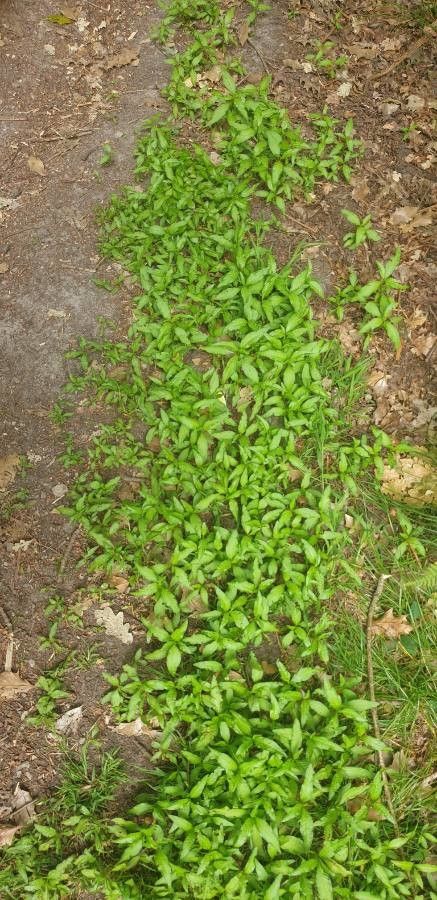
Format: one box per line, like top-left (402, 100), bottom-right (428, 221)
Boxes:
top-left (316, 868), bottom-right (333, 900)
top-left (266, 130), bottom-right (282, 156)
top-left (166, 645), bottom-right (182, 676)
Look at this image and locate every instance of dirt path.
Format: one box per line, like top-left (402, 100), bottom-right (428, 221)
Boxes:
top-left (1, 0), bottom-right (170, 815)
top-left (0, 0), bottom-right (435, 882)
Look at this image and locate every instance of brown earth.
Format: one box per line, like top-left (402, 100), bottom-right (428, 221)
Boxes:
top-left (0, 0), bottom-right (435, 823)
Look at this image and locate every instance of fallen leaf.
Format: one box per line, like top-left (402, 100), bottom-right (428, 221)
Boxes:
top-left (52, 483), bottom-right (68, 499)
top-left (209, 150), bottom-right (222, 165)
top-left (378, 101), bottom-right (399, 118)
top-left (47, 13), bottom-right (75, 25)
top-left (0, 671), bottom-right (33, 702)
top-left (0, 826), bottom-right (21, 847)
top-left (12, 785), bottom-right (35, 825)
top-left (76, 16), bottom-right (89, 33)
top-left (47, 308), bottom-right (67, 319)
top-left (407, 94), bottom-right (425, 113)
top-left (12, 540), bottom-right (33, 552)
top-left (105, 48), bottom-right (139, 70)
top-left (337, 81), bottom-right (352, 98)
top-left (27, 156), bottom-right (45, 176)
top-left (110, 717), bottom-right (161, 739)
top-left (372, 608), bottom-right (413, 640)
top-left (109, 575), bottom-right (129, 593)
top-left (349, 43), bottom-right (378, 60)
top-left (94, 606), bottom-right (133, 644)
top-left (238, 20), bottom-right (249, 46)
top-left (55, 706), bottom-right (83, 735)
top-left (61, 6), bottom-right (78, 19)
top-left (0, 454), bottom-right (20, 492)
top-left (390, 206), bottom-right (419, 225)
top-left (412, 332), bottom-right (435, 357)
top-left (0, 197), bottom-right (19, 212)
top-left (408, 308), bottom-right (427, 329)
top-left (201, 65), bottom-right (221, 84)
top-left (260, 659), bottom-right (276, 675)
top-left (382, 454), bottom-right (436, 505)
top-left (0, 261), bottom-right (9, 274)
top-left (351, 176), bottom-right (370, 203)
top-left (381, 37), bottom-right (403, 51)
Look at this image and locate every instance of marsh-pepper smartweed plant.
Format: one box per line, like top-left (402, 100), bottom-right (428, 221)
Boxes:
top-left (1, 0), bottom-right (435, 897)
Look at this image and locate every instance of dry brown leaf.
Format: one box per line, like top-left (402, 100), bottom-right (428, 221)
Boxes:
top-left (61, 6), bottom-right (78, 19)
top-left (413, 332), bottom-right (435, 357)
top-left (55, 706), bottom-right (83, 735)
top-left (349, 43), bottom-right (378, 60)
top-left (0, 454), bottom-right (20, 491)
top-left (408, 308), bottom-right (427, 329)
top-left (27, 156), bottom-right (45, 176)
top-left (390, 206), bottom-right (418, 225)
top-left (94, 606), bottom-right (133, 644)
top-left (105, 48), bottom-right (139, 70)
top-left (0, 825), bottom-right (21, 848)
top-left (351, 177), bottom-right (370, 203)
top-left (0, 671), bottom-right (33, 702)
top-left (372, 608), bottom-right (413, 640)
top-left (407, 94), bottom-right (425, 113)
top-left (12, 784), bottom-right (36, 825)
top-left (110, 717), bottom-right (161, 739)
top-left (109, 575), bottom-right (129, 593)
top-left (382, 454), bottom-right (436, 505)
top-left (202, 65), bottom-right (221, 84)
top-left (378, 101), bottom-right (399, 117)
top-left (238, 20), bottom-right (249, 46)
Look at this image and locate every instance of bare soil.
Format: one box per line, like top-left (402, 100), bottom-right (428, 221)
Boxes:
top-left (0, 0), bottom-right (435, 823)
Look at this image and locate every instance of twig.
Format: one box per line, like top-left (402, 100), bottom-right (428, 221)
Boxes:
top-left (371, 26), bottom-right (435, 81)
top-left (247, 38), bottom-right (270, 74)
top-left (58, 527), bottom-right (81, 578)
top-left (366, 573), bottom-right (399, 834)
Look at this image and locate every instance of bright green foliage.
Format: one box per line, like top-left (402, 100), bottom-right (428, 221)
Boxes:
top-left (49, 122), bottom-right (428, 895)
top-left (1, 0), bottom-right (433, 897)
top-left (307, 41), bottom-right (348, 78)
top-left (341, 209), bottom-right (380, 250)
top-left (329, 249), bottom-right (406, 350)
top-left (0, 749), bottom-right (136, 899)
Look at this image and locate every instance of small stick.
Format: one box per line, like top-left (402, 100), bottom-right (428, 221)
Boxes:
top-left (371, 26), bottom-right (435, 81)
top-left (247, 38), bottom-right (270, 74)
top-left (366, 573), bottom-right (399, 833)
top-left (58, 526), bottom-right (81, 577)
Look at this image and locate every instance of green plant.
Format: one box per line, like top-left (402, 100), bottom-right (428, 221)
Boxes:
top-left (358, 248), bottom-right (406, 350)
top-left (27, 661), bottom-right (71, 728)
top-left (307, 40), bottom-right (348, 78)
top-left (50, 401), bottom-right (72, 426)
top-left (341, 209), bottom-right (380, 250)
top-left (99, 143), bottom-right (114, 167)
top-left (401, 122), bottom-right (418, 141)
top-left (59, 433), bottom-right (83, 468)
top-left (0, 488), bottom-right (29, 524)
top-left (0, 746), bottom-right (128, 899)
top-left (328, 249), bottom-right (406, 350)
top-left (408, 0), bottom-right (437, 27)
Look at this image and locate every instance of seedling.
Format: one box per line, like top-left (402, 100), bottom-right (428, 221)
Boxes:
top-left (342, 209), bottom-right (380, 249)
top-left (307, 40), bottom-right (348, 78)
top-left (99, 143), bottom-right (113, 166)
